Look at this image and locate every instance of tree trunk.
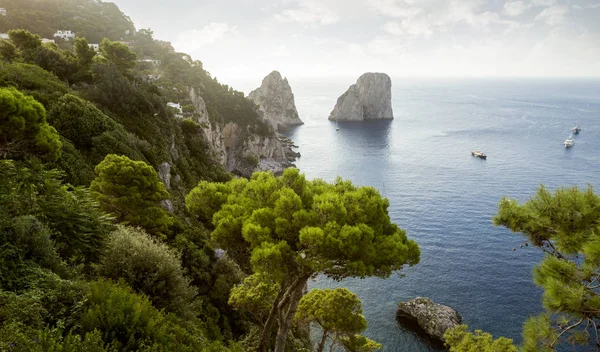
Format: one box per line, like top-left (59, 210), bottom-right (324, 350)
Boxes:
top-left (274, 275), bottom-right (309, 352)
top-left (317, 330), bottom-right (329, 352)
top-left (258, 287), bottom-right (285, 352)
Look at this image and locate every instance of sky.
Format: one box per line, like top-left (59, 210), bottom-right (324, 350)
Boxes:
top-left (111, 0), bottom-right (600, 88)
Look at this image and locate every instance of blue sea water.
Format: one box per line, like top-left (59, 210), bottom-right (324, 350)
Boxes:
top-left (282, 78), bottom-right (600, 351)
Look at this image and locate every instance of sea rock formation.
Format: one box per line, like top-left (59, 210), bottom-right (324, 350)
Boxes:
top-left (329, 73), bottom-right (393, 122)
top-left (396, 297), bottom-right (461, 342)
top-left (189, 87), bottom-right (299, 177)
top-left (248, 71), bottom-right (303, 130)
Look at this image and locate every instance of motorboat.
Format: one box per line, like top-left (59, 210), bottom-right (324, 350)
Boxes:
top-left (564, 136), bottom-right (574, 148)
top-left (471, 150), bottom-right (487, 159)
top-left (572, 124), bottom-right (581, 134)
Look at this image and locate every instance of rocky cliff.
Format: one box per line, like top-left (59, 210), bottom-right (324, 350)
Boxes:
top-left (329, 73), bottom-right (393, 122)
top-left (248, 71), bottom-right (303, 130)
top-left (189, 87), bottom-right (299, 177)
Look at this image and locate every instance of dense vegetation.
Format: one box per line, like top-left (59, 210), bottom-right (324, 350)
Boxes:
top-left (1, 1), bottom-right (597, 351)
top-left (0, 0), bottom-right (135, 43)
top-left (0, 0), bottom-right (279, 349)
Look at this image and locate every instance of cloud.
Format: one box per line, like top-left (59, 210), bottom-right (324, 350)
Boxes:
top-left (535, 5), bottom-right (569, 25)
top-left (382, 22), bottom-right (405, 37)
top-left (531, 0), bottom-right (557, 6)
top-left (275, 0), bottom-right (339, 26)
top-left (503, 1), bottom-right (531, 16)
top-left (173, 23), bottom-right (238, 52)
top-left (371, 0), bottom-right (423, 19)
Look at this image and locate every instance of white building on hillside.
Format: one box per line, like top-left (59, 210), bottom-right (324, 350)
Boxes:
top-left (89, 43), bottom-right (99, 51)
top-left (0, 33), bottom-right (9, 40)
top-left (41, 38), bottom-right (55, 44)
top-left (0, 8), bottom-right (7, 16)
top-left (167, 102), bottom-right (183, 113)
top-left (53, 30), bottom-right (75, 40)
top-left (139, 59), bottom-right (161, 69)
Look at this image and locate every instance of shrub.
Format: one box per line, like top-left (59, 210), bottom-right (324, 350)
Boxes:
top-left (0, 63), bottom-right (68, 107)
top-left (97, 226), bottom-right (197, 315)
top-left (47, 94), bottom-right (121, 150)
top-left (79, 280), bottom-right (203, 351)
top-left (0, 160), bottom-right (114, 266)
top-left (0, 87), bottom-right (61, 161)
top-left (90, 154), bottom-right (173, 236)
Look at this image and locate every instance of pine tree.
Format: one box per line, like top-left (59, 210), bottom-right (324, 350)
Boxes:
top-left (187, 168), bottom-right (420, 351)
top-left (90, 154), bottom-right (173, 237)
top-left (494, 185), bottom-right (600, 351)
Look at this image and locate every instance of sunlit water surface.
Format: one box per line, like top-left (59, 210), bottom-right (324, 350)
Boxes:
top-left (281, 78), bottom-right (600, 351)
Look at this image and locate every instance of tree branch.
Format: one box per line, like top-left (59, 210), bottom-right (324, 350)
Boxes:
top-left (551, 317), bottom-right (584, 348)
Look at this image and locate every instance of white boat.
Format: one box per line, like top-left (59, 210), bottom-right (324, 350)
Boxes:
top-left (471, 150), bottom-right (487, 159)
top-left (564, 135), bottom-right (574, 148)
top-left (572, 124), bottom-right (581, 134)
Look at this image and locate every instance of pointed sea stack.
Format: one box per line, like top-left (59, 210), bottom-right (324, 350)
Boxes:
top-left (329, 72), bottom-right (393, 122)
top-left (248, 71), bottom-right (303, 130)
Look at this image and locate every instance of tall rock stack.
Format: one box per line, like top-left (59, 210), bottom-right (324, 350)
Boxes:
top-left (329, 73), bottom-right (393, 122)
top-left (248, 71), bottom-right (303, 130)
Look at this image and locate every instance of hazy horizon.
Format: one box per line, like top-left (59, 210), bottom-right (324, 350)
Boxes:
top-left (111, 0), bottom-right (600, 89)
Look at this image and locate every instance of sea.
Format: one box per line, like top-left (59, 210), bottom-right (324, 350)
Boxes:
top-left (278, 77), bottom-right (600, 351)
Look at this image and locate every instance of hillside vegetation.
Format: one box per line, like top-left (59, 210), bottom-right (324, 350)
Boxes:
top-left (2, 1), bottom-right (597, 352)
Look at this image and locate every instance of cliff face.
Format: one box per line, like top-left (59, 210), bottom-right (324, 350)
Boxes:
top-left (248, 71), bottom-right (303, 130)
top-left (189, 87), bottom-right (299, 177)
top-left (329, 73), bottom-right (393, 122)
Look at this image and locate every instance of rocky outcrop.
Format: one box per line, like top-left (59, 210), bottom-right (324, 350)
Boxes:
top-left (157, 162), bottom-right (171, 189)
top-left (188, 87), bottom-right (299, 177)
top-left (329, 73), bottom-right (393, 122)
top-left (396, 297), bottom-right (461, 342)
top-left (248, 71), bottom-right (303, 130)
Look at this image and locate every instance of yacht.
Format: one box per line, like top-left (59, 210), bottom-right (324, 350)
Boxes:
top-left (564, 136), bottom-right (574, 148)
top-left (471, 150), bottom-right (487, 159)
top-left (572, 124), bottom-right (581, 134)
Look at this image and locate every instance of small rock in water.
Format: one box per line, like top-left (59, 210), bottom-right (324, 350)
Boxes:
top-left (396, 297), bottom-right (462, 342)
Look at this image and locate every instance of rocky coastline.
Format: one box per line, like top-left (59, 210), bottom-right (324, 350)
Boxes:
top-left (396, 297), bottom-right (461, 343)
top-left (189, 87), bottom-right (300, 178)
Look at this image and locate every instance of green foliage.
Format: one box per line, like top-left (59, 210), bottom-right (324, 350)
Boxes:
top-left (0, 87), bottom-right (61, 161)
top-left (444, 325), bottom-right (517, 352)
top-left (0, 39), bottom-right (18, 62)
top-left (186, 180), bottom-right (233, 224)
top-left (49, 137), bottom-right (96, 185)
top-left (187, 168), bottom-right (420, 351)
top-left (296, 288), bottom-right (367, 335)
top-left (495, 185), bottom-right (600, 350)
top-left (74, 37), bottom-right (96, 68)
top-left (229, 273), bottom-right (280, 323)
top-left (340, 335), bottom-right (382, 352)
top-left (521, 315), bottom-right (555, 352)
top-left (90, 154), bottom-right (173, 236)
top-left (8, 29), bottom-right (42, 51)
top-left (47, 94), bottom-right (120, 150)
top-left (0, 0), bottom-right (135, 43)
top-left (99, 38), bottom-right (136, 78)
top-left (0, 215), bottom-right (69, 290)
top-left (97, 226), bottom-right (197, 316)
top-left (0, 324), bottom-right (108, 352)
top-left (0, 160), bottom-right (114, 267)
top-left (246, 154), bottom-right (259, 168)
top-left (79, 280), bottom-right (202, 351)
top-left (0, 62), bottom-right (68, 107)
top-left (295, 288), bottom-right (371, 352)
top-left (173, 226), bottom-right (214, 293)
